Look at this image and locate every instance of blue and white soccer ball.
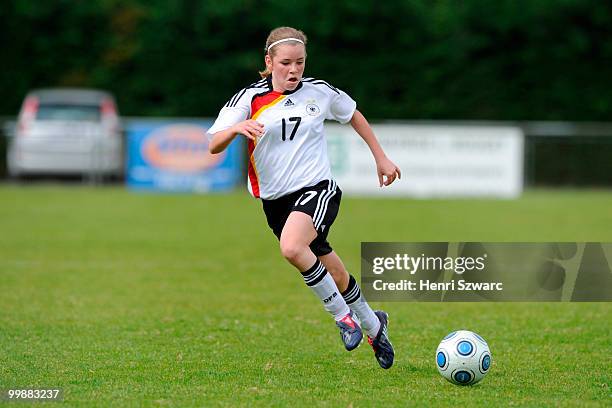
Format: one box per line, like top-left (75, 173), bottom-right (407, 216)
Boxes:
top-left (435, 330), bottom-right (492, 386)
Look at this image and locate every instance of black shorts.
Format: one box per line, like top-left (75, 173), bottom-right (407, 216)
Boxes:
top-left (262, 179), bottom-right (342, 256)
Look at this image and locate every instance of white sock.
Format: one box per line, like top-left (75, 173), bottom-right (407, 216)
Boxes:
top-left (342, 275), bottom-right (380, 337)
top-left (301, 260), bottom-right (350, 321)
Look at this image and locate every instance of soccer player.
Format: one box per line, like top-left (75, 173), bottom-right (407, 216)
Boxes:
top-left (208, 27), bottom-right (401, 369)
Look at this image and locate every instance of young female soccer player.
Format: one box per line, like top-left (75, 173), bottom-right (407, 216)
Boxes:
top-left (208, 27), bottom-right (401, 369)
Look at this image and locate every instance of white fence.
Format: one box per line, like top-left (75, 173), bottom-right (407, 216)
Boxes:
top-left (327, 123), bottom-right (524, 198)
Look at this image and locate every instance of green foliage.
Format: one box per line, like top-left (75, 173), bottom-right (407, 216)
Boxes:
top-left (1, 0), bottom-right (611, 120)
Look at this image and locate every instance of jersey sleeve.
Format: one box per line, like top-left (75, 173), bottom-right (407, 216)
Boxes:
top-left (206, 90), bottom-right (251, 138)
top-left (327, 88), bottom-right (357, 124)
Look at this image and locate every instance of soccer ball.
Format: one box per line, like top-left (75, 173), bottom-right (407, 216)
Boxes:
top-left (435, 330), bottom-right (491, 386)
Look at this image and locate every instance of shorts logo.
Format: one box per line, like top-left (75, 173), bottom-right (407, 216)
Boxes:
top-left (297, 190), bottom-right (318, 206)
top-left (306, 103), bottom-right (320, 116)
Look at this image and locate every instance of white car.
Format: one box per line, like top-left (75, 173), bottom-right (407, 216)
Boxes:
top-left (8, 88), bottom-right (123, 179)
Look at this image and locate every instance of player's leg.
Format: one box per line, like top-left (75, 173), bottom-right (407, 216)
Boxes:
top-left (280, 211), bottom-right (362, 351)
top-left (279, 211), bottom-right (318, 271)
top-left (318, 250), bottom-right (349, 291)
top-left (318, 250), bottom-right (394, 368)
top-left (297, 181), bottom-right (377, 336)
top-left (319, 251), bottom-right (379, 333)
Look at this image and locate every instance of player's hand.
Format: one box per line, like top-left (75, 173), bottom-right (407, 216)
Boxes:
top-left (232, 120), bottom-right (264, 141)
top-left (376, 156), bottom-right (401, 187)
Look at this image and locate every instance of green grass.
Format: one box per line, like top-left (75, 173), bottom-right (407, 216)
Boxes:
top-left (0, 185), bottom-right (611, 407)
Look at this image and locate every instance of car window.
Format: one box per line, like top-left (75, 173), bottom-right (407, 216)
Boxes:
top-left (36, 104), bottom-right (101, 121)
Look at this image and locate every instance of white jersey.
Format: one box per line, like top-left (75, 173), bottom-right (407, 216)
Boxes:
top-left (207, 76), bottom-right (356, 199)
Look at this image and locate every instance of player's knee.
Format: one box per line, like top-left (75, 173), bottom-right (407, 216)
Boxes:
top-left (279, 240), bottom-right (304, 263)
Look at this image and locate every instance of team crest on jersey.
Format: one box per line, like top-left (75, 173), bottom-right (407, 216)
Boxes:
top-left (306, 103), bottom-right (320, 116)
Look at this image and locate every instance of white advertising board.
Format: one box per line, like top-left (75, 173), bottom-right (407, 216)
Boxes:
top-left (326, 124), bottom-right (524, 198)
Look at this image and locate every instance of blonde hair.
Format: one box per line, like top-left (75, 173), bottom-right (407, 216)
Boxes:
top-left (259, 27), bottom-right (308, 78)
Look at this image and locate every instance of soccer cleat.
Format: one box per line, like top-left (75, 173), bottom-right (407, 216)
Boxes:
top-left (368, 310), bottom-right (395, 369)
top-left (336, 312), bottom-right (363, 351)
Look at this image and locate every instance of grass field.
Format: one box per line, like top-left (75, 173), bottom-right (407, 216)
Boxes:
top-left (1, 184), bottom-right (611, 407)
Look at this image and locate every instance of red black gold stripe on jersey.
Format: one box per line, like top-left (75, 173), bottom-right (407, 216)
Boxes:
top-left (247, 92), bottom-right (286, 198)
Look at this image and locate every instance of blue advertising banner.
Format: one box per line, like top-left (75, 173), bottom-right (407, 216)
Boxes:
top-left (126, 120), bottom-right (243, 192)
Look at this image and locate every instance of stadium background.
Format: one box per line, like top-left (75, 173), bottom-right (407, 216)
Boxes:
top-left (1, 0), bottom-right (612, 184)
top-left (1, 1), bottom-right (610, 406)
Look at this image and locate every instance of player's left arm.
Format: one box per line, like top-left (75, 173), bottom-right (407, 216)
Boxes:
top-left (350, 110), bottom-right (401, 187)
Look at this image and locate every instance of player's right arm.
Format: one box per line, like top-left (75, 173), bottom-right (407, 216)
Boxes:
top-left (209, 120), bottom-right (264, 154)
top-left (207, 84), bottom-right (266, 154)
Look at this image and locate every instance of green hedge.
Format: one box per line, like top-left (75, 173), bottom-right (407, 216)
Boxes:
top-left (527, 136), bottom-right (612, 186)
top-left (1, 0), bottom-right (611, 120)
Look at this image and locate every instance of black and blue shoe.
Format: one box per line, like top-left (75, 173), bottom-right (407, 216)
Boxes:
top-left (336, 312), bottom-right (363, 351)
top-left (368, 311), bottom-right (395, 369)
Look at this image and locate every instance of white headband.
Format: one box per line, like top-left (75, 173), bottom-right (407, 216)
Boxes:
top-left (266, 38), bottom-right (304, 52)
